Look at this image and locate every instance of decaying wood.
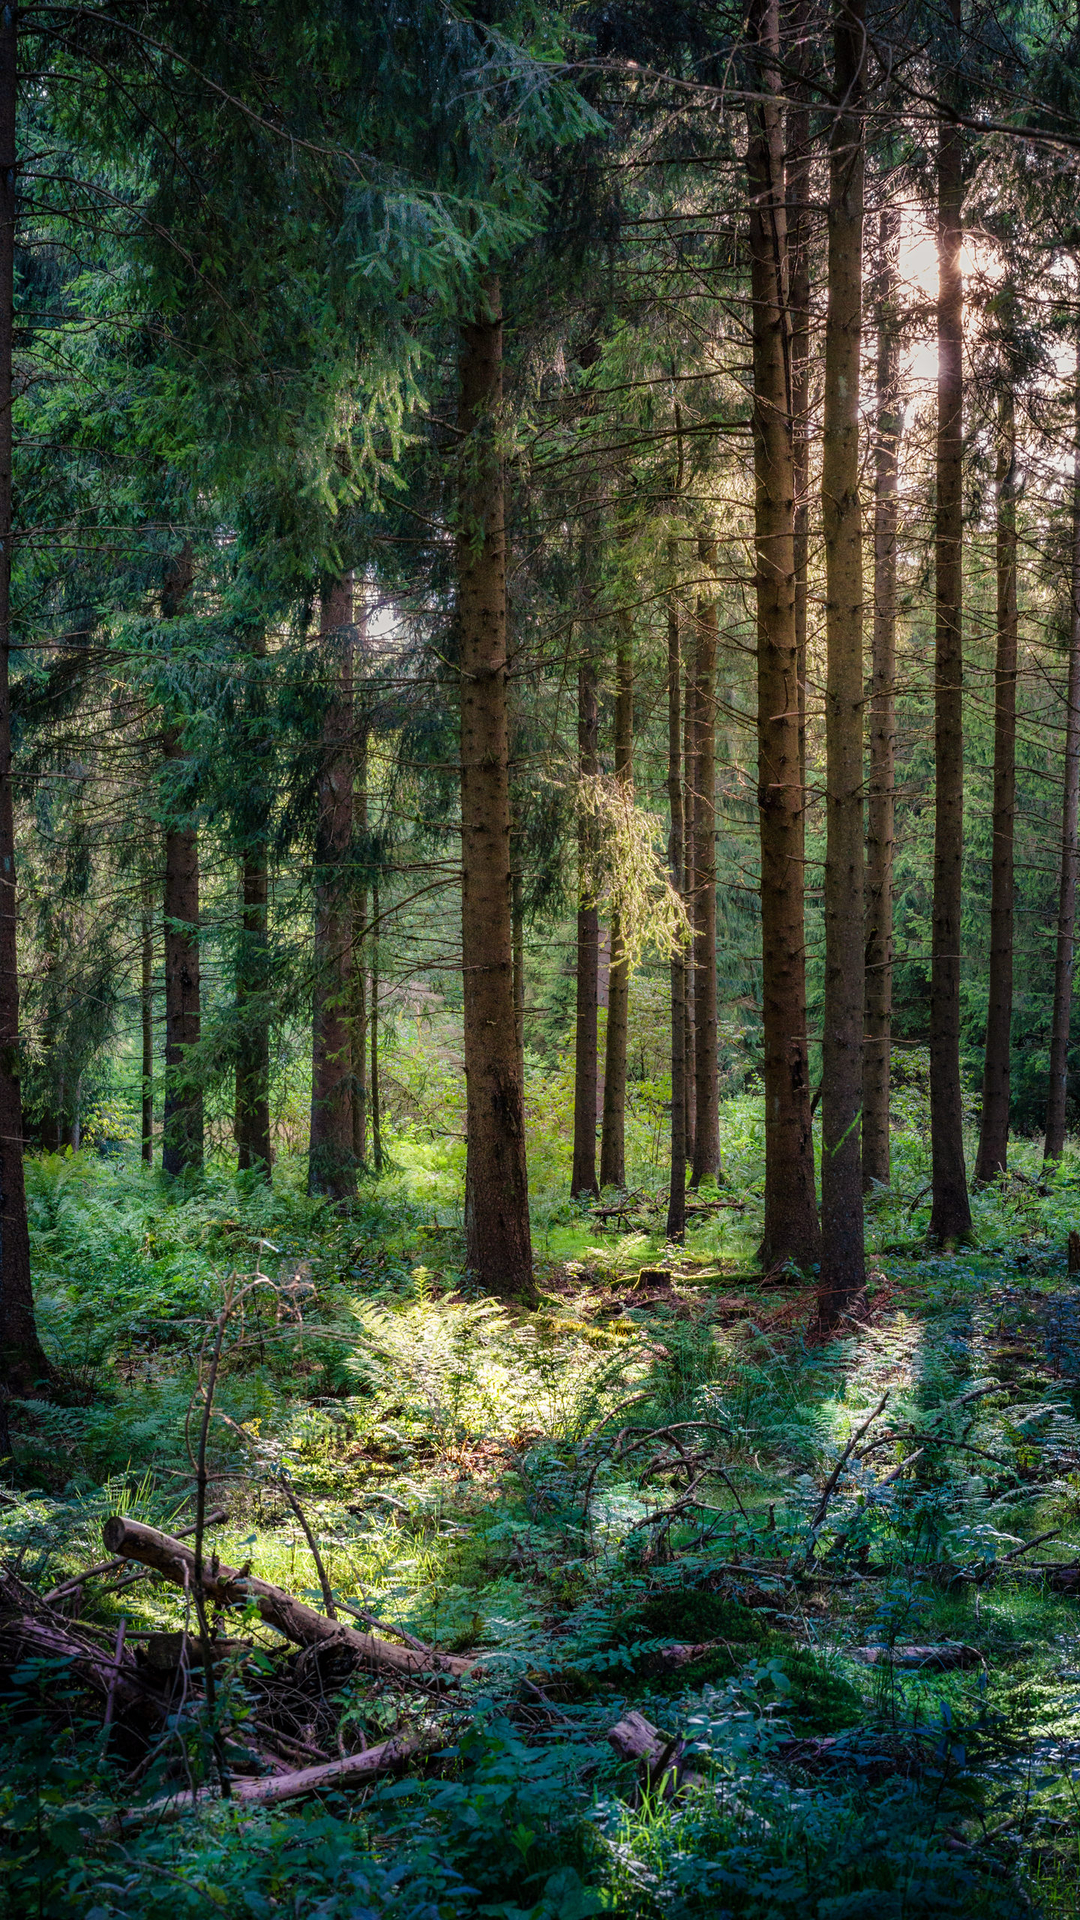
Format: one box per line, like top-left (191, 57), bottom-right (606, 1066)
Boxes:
top-left (44, 1507), bottom-right (227, 1605)
top-left (101, 1515), bottom-right (474, 1678)
top-left (607, 1709), bottom-right (698, 1798)
top-left (113, 1729), bottom-right (434, 1828)
top-left (0, 1590), bottom-right (168, 1729)
top-left (848, 1642), bottom-right (982, 1670)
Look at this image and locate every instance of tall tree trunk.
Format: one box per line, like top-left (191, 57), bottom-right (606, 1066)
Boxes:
top-left (236, 853), bottom-right (271, 1173)
top-left (683, 628), bottom-right (697, 1168)
top-left (929, 66), bottom-right (973, 1243)
top-left (161, 545), bottom-right (203, 1180)
top-left (0, 3), bottom-right (42, 1406)
top-left (141, 885), bottom-right (153, 1167)
top-left (600, 616), bottom-right (633, 1190)
top-left (1045, 349), bottom-right (1080, 1164)
top-left (816, 0), bottom-right (866, 1335)
top-left (691, 531), bottom-right (721, 1185)
top-left (571, 648), bottom-right (600, 1196)
top-left (235, 635), bottom-right (272, 1175)
top-left (352, 726), bottom-right (368, 1173)
top-left (308, 573), bottom-right (356, 1200)
top-left (370, 873), bottom-right (382, 1174)
top-left (512, 867), bottom-right (525, 1060)
top-left (787, 0), bottom-right (812, 788)
top-left (746, 0), bottom-right (821, 1269)
top-left (457, 279), bottom-right (534, 1298)
top-left (667, 578), bottom-right (687, 1242)
top-left (863, 206), bottom-right (900, 1190)
top-left (977, 385), bottom-right (1019, 1179)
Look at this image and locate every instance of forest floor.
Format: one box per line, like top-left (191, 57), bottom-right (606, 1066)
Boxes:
top-left (5, 1118), bottom-right (1080, 1917)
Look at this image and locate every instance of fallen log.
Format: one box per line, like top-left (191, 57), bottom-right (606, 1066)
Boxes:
top-left (606, 1710), bottom-right (697, 1798)
top-left (113, 1729), bottom-right (435, 1827)
top-left (0, 1593), bottom-right (168, 1730)
top-left (101, 1516), bottom-right (474, 1679)
top-left (847, 1642), bottom-right (983, 1670)
top-left (44, 1508), bottom-right (227, 1605)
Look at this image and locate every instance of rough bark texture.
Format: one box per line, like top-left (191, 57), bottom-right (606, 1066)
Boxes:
top-left (863, 207), bottom-right (900, 1190)
top-left (370, 873), bottom-right (383, 1173)
top-left (457, 281), bottom-right (534, 1298)
top-left (236, 851), bottom-right (272, 1173)
top-left (691, 531), bottom-right (721, 1186)
top-left (667, 584), bottom-right (687, 1241)
top-left (308, 575), bottom-right (355, 1200)
top-left (352, 727), bottom-right (369, 1173)
top-left (929, 93), bottom-right (973, 1242)
top-left (100, 1517), bottom-right (473, 1678)
top-left (571, 650), bottom-right (600, 1196)
top-left (787, 0), bottom-right (812, 788)
top-left (816, 0), bottom-right (866, 1333)
top-left (0, 2), bottom-right (45, 1395)
top-left (976, 385), bottom-right (1018, 1180)
top-left (161, 545), bottom-right (203, 1180)
top-left (747, 0), bottom-right (821, 1269)
top-left (600, 616), bottom-right (633, 1190)
top-left (140, 888), bottom-right (153, 1167)
top-left (683, 629), bottom-right (697, 1168)
top-left (1045, 352), bottom-right (1080, 1164)
top-left (236, 623), bottom-right (272, 1174)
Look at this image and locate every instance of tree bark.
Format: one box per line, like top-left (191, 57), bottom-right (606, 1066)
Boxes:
top-left (0, 2), bottom-right (45, 1399)
top-left (141, 884), bottom-right (153, 1166)
top-left (457, 279), bottom-right (533, 1298)
top-left (308, 574), bottom-right (355, 1201)
top-left (976, 384), bottom-right (1018, 1179)
top-left (352, 728), bottom-right (368, 1172)
top-left (929, 75), bottom-right (973, 1242)
top-left (600, 615), bottom-right (633, 1190)
top-left (683, 622), bottom-right (697, 1168)
top-left (370, 872), bottom-right (383, 1173)
top-left (667, 579), bottom-right (687, 1241)
top-left (571, 648), bottom-right (600, 1197)
top-left (787, 0), bottom-right (812, 789)
top-left (161, 545), bottom-right (203, 1180)
top-left (746, 0), bottom-right (821, 1270)
top-left (816, 0), bottom-right (866, 1334)
top-left (863, 206), bottom-right (900, 1189)
top-left (235, 627), bottom-right (272, 1175)
top-left (691, 531), bottom-right (721, 1185)
top-left (236, 851), bottom-right (271, 1173)
top-left (1045, 348), bottom-right (1080, 1164)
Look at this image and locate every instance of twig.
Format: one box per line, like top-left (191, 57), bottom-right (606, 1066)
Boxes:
top-left (102, 1617), bottom-right (126, 1732)
top-left (809, 1392), bottom-right (890, 1531)
top-left (280, 1473), bottom-right (337, 1619)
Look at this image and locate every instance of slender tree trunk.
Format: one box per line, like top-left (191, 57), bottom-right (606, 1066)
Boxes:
top-left (234, 633), bottom-right (272, 1175)
top-left (863, 206), bottom-right (900, 1189)
top-left (683, 629), bottom-right (697, 1168)
top-left (667, 581), bottom-right (687, 1241)
top-left (1045, 350), bottom-right (1080, 1164)
top-left (571, 649), bottom-right (600, 1196)
top-left (141, 885), bottom-right (153, 1167)
top-left (787, 0), bottom-right (812, 788)
top-left (0, 3), bottom-right (42, 1406)
top-left (353, 725), bottom-right (368, 1173)
top-left (929, 73), bottom-right (973, 1243)
top-left (308, 574), bottom-right (356, 1200)
top-left (370, 874), bottom-right (382, 1174)
top-left (236, 853), bottom-right (272, 1173)
top-left (457, 279), bottom-right (533, 1297)
top-left (691, 531), bottom-right (721, 1185)
top-left (747, 0), bottom-right (821, 1269)
top-left (816, 0), bottom-right (866, 1335)
top-left (600, 617), bottom-right (634, 1189)
top-left (161, 545), bottom-right (203, 1180)
top-left (977, 386), bottom-right (1019, 1179)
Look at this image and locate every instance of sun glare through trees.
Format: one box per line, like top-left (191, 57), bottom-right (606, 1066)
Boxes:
top-left (7, 2), bottom-right (1080, 1914)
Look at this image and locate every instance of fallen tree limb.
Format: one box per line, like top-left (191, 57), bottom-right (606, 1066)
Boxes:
top-left (44, 1508), bottom-right (227, 1605)
top-left (112, 1729), bottom-right (435, 1827)
top-left (101, 1515), bottom-right (474, 1679)
top-left (0, 1588), bottom-right (168, 1729)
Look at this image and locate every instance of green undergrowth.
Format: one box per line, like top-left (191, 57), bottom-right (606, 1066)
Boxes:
top-left (5, 1117), bottom-right (1080, 1915)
